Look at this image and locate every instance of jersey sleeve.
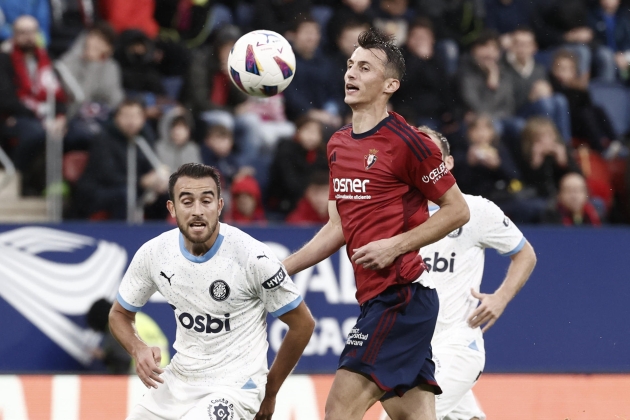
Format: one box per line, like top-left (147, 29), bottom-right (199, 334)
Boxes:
top-left (117, 243), bottom-right (158, 312)
top-left (249, 245), bottom-right (303, 318)
top-left (475, 198), bottom-right (526, 256)
top-left (392, 128), bottom-right (456, 202)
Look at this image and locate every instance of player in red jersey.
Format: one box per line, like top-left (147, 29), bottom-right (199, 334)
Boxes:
top-left (283, 28), bottom-right (470, 420)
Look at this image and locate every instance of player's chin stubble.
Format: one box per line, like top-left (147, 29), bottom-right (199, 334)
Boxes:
top-left (177, 215), bottom-right (218, 245)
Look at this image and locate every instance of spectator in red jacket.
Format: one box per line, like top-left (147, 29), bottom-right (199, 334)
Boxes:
top-left (99, 0), bottom-right (159, 39)
top-left (0, 15), bottom-right (67, 195)
top-left (228, 175), bottom-right (266, 224)
top-left (286, 171), bottom-right (329, 225)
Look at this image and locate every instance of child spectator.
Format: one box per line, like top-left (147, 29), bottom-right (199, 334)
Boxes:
top-left (286, 171), bottom-right (330, 225)
top-left (326, 0), bottom-right (375, 53)
top-left (373, 0), bottom-right (415, 46)
top-left (550, 50), bottom-right (617, 152)
top-left (267, 117), bottom-right (329, 217)
top-left (156, 108), bottom-right (201, 172)
top-left (201, 123), bottom-right (254, 190)
top-left (228, 175), bottom-right (266, 224)
top-left (544, 172), bottom-right (602, 225)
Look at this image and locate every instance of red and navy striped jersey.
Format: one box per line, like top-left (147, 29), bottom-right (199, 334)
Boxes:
top-left (328, 112), bottom-right (456, 304)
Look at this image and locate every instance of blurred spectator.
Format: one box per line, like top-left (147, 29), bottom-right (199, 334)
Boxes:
top-left (56, 23), bottom-right (123, 151)
top-left (86, 298), bottom-right (131, 373)
top-left (0, 1), bottom-right (51, 45)
top-left (283, 17), bottom-right (341, 128)
top-left (329, 20), bottom-right (370, 115)
top-left (589, 0), bottom-right (630, 80)
top-left (391, 17), bottom-right (456, 130)
top-left (531, 0), bottom-right (615, 81)
top-left (114, 30), bottom-right (169, 120)
top-left (416, 0), bottom-right (485, 49)
top-left (86, 298), bottom-right (170, 373)
top-left (267, 117), bottom-right (329, 216)
top-left (550, 49), bottom-right (617, 152)
top-left (504, 27), bottom-right (572, 141)
top-left (326, 0), bottom-right (375, 53)
top-left (451, 115), bottom-right (522, 201)
top-left (156, 107), bottom-right (201, 172)
top-left (286, 170), bottom-right (330, 224)
top-left (484, 0), bottom-right (535, 39)
top-left (99, 0), bottom-right (159, 39)
top-left (184, 25), bottom-right (259, 167)
top-left (201, 123), bottom-right (254, 190)
top-left (0, 15), bottom-right (67, 195)
top-left (521, 116), bottom-right (581, 202)
top-left (373, 0), bottom-right (415, 46)
top-left (56, 22), bottom-right (123, 118)
top-left (228, 175), bottom-right (266, 224)
top-left (75, 99), bottom-right (168, 219)
top-left (543, 172), bottom-right (602, 225)
top-left (252, 0), bottom-right (312, 36)
top-left (48, 0), bottom-right (98, 58)
top-left (458, 29), bottom-right (526, 144)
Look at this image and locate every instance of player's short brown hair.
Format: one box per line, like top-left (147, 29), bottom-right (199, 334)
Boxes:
top-left (357, 27), bottom-right (406, 80)
top-left (168, 163), bottom-right (222, 200)
top-left (417, 126), bottom-right (450, 157)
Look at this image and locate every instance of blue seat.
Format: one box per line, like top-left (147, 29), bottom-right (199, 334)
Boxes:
top-left (588, 80), bottom-right (630, 138)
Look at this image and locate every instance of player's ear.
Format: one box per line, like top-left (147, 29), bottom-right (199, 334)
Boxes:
top-left (217, 197), bottom-right (224, 216)
top-left (167, 200), bottom-right (176, 218)
top-left (445, 155), bottom-right (455, 171)
top-left (384, 78), bottom-right (400, 94)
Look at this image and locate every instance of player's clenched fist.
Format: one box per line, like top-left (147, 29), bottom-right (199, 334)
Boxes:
top-left (135, 346), bottom-right (164, 389)
top-left (255, 394), bottom-right (276, 420)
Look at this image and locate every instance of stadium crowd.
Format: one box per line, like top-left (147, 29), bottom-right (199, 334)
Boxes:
top-left (1, 0), bottom-right (630, 226)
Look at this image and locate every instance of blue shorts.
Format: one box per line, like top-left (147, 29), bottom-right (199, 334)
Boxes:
top-left (338, 282), bottom-right (441, 400)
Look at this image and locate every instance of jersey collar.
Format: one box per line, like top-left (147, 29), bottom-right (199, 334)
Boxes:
top-left (351, 114), bottom-right (393, 139)
top-left (179, 225), bottom-right (225, 263)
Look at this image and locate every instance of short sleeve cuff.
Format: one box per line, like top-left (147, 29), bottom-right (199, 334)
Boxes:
top-left (500, 237), bottom-right (526, 257)
top-left (270, 295), bottom-right (303, 318)
top-left (117, 292), bottom-right (143, 312)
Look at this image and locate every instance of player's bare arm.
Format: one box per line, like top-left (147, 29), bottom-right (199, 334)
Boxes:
top-left (469, 240), bottom-right (537, 332)
top-left (109, 301), bottom-right (164, 388)
top-left (352, 184), bottom-right (470, 270)
top-left (255, 301), bottom-right (316, 420)
top-left (283, 200), bottom-right (346, 276)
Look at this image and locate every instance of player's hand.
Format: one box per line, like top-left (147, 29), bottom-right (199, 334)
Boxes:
top-left (134, 346), bottom-right (164, 389)
top-left (467, 289), bottom-right (509, 332)
top-left (254, 394), bottom-right (276, 420)
top-left (352, 238), bottom-right (399, 270)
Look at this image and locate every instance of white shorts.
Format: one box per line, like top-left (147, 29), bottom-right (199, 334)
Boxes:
top-left (127, 367), bottom-right (264, 420)
top-left (432, 327), bottom-right (486, 420)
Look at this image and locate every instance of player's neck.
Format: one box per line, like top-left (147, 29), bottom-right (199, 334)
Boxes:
top-left (351, 105), bottom-right (389, 135)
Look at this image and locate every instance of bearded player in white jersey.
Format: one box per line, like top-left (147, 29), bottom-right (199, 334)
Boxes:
top-left (109, 163), bottom-right (315, 420)
top-left (416, 127), bottom-right (536, 420)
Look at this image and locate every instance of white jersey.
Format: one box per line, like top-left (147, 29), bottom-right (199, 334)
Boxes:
top-left (422, 195), bottom-right (525, 339)
top-left (117, 223), bottom-right (302, 389)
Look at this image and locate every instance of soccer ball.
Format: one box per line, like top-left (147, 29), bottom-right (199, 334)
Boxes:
top-left (227, 30), bottom-right (296, 98)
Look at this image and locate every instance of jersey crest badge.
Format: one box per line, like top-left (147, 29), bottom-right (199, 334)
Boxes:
top-left (210, 280), bottom-right (230, 301)
top-left (364, 149), bottom-right (378, 170)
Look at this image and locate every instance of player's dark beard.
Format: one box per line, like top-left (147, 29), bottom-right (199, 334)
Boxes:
top-left (177, 215), bottom-right (219, 245)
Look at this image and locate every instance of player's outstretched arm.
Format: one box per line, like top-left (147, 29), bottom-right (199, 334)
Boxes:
top-left (255, 301), bottom-right (315, 420)
top-left (283, 200), bottom-right (346, 276)
top-left (468, 240), bottom-right (537, 332)
top-left (109, 301), bottom-right (164, 388)
top-left (352, 184), bottom-right (470, 270)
